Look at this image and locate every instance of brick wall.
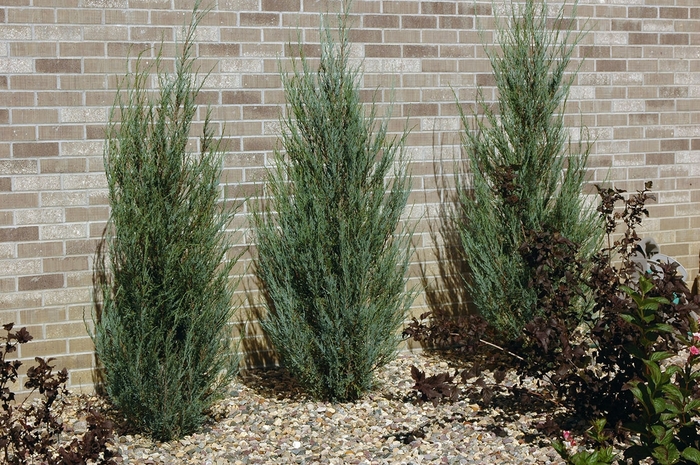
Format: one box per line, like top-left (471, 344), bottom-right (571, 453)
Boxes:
top-left (1, 0), bottom-right (699, 392)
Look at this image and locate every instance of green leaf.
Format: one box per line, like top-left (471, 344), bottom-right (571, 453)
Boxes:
top-left (653, 323), bottom-right (675, 334)
top-left (620, 284), bottom-right (636, 296)
top-left (644, 359), bottom-right (663, 385)
top-left (652, 443), bottom-right (680, 465)
top-left (684, 399), bottom-right (700, 413)
top-left (681, 447), bottom-right (700, 464)
top-left (624, 420), bottom-right (646, 435)
top-left (652, 397), bottom-right (669, 414)
top-left (625, 444), bottom-right (652, 461)
top-left (638, 275), bottom-right (655, 295)
top-left (625, 342), bottom-right (646, 360)
top-left (551, 439), bottom-right (569, 459)
top-left (650, 351), bottom-right (674, 362)
top-left (662, 383), bottom-right (684, 405)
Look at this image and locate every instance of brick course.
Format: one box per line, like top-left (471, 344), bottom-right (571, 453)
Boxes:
top-left (0, 0), bottom-right (699, 392)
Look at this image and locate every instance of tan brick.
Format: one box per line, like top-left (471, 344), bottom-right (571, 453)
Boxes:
top-left (18, 274), bottom-right (64, 292)
top-left (68, 337), bottom-right (95, 354)
top-left (10, 42), bottom-right (57, 57)
top-left (384, 1), bottom-right (419, 14)
top-left (1, 90), bottom-right (35, 107)
top-left (40, 158), bottom-right (88, 174)
top-left (0, 291), bottom-right (41, 311)
top-left (56, 8), bottom-right (103, 24)
top-left (42, 256), bottom-right (88, 273)
top-left (646, 152), bottom-right (676, 165)
top-left (439, 15), bottom-right (472, 29)
top-left (612, 19), bottom-right (641, 31)
top-left (402, 15), bottom-right (437, 29)
top-left (19, 339), bottom-right (67, 359)
top-left (65, 239), bottom-right (101, 256)
top-left (0, 278), bottom-right (16, 293)
top-left (36, 59), bottom-right (81, 74)
top-left (240, 12), bottom-right (279, 27)
top-left (660, 139), bottom-right (690, 152)
top-left (261, 0), bottom-right (299, 11)
top-left (36, 91), bottom-right (83, 107)
top-left (364, 14), bottom-right (399, 29)
top-left (629, 7), bottom-right (658, 19)
top-left (404, 45), bottom-right (438, 58)
top-left (660, 7), bottom-right (689, 19)
top-left (17, 242), bottom-right (63, 259)
top-left (11, 109), bottom-right (59, 125)
top-left (38, 125), bottom-right (85, 141)
top-left (45, 322), bottom-right (89, 340)
top-left (0, 193), bottom-right (39, 210)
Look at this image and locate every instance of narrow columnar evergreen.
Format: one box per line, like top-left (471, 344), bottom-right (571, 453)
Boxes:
top-left (456, 0), bottom-right (601, 338)
top-left (92, 7), bottom-right (241, 441)
top-left (252, 8), bottom-right (414, 402)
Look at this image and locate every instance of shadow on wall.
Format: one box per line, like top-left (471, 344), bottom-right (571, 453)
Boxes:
top-left (239, 282), bottom-right (278, 370)
top-left (90, 232), bottom-right (108, 397)
top-left (417, 140), bottom-right (476, 339)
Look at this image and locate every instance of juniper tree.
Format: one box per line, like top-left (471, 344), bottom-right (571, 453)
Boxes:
top-left (92, 7), bottom-right (241, 441)
top-left (252, 8), bottom-right (414, 402)
top-left (456, 0), bottom-right (601, 338)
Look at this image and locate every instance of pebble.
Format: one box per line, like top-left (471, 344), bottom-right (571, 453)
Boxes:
top-left (44, 351), bottom-right (574, 464)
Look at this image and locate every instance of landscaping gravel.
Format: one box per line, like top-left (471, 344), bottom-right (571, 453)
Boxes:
top-left (61, 351), bottom-right (569, 464)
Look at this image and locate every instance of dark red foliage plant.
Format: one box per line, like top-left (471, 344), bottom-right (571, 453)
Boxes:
top-left (0, 322), bottom-right (116, 465)
top-left (406, 181), bottom-right (700, 447)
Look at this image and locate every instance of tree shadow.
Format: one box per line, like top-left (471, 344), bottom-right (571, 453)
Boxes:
top-left (90, 230), bottom-right (108, 397)
top-left (238, 278), bottom-right (278, 371)
top-left (416, 138), bottom-right (475, 343)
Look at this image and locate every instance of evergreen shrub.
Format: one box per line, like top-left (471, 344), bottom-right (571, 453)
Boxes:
top-left (455, 0), bottom-right (601, 339)
top-left (92, 6), bottom-right (241, 441)
top-left (252, 8), bottom-right (415, 402)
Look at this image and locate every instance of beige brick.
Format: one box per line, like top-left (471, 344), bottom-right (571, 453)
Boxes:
top-left (43, 256), bottom-right (88, 273)
top-left (45, 322), bottom-right (89, 340)
top-left (18, 339), bottom-right (67, 359)
top-left (240, 12), bottom-right (279, 27)
top-left (65, 239), bottom-right (101, 256)
top-left (10, 42), bottom-right (58, 57)
top-left (0, 26), bottom-right (31, 40)
top-left (17, 241), bottom-right (63, 259)
top-left (0, 291), bottom-right (42, 311)
top-left (40, 223), bottom-right (89, 242)
top-left (261, 0), bottom-right (299, 11)
top-left (0, 259), bottom-right (42, 277)
top-left (61, 173), bottom-right (107, 190)
top-left (40, 192), bottom-right (88, 207)
top-left (0, 278), bottom-right (16, 293)
top-left (384, 1), bottom-right (419, 14)
top-left (0, 193), bottom-right (39, 210)
top-left (43, 288), bottom-right (91, 306)
top-left (36, 91), bottom-right (83, 107)
top-left (68, 337), bottom-right (95, 354)
top-left (14, 208), bottom-right (63, 225)
top-left (38, 125), bottom-right (85, 141)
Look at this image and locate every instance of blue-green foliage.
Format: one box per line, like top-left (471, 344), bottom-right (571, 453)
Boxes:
top-left (456, 0), bottom-right (601, 337)
top-left (93, 7), bottom-right (241, 441)
top-left (253, 10), bottom-right (414, 402)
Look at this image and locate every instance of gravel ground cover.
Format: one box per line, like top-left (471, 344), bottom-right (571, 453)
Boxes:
top-left (59, 351), bottom-right (570, 465)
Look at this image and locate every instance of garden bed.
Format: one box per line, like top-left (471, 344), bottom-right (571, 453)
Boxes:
top-left (60, 351), bottom-right (568, 465)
